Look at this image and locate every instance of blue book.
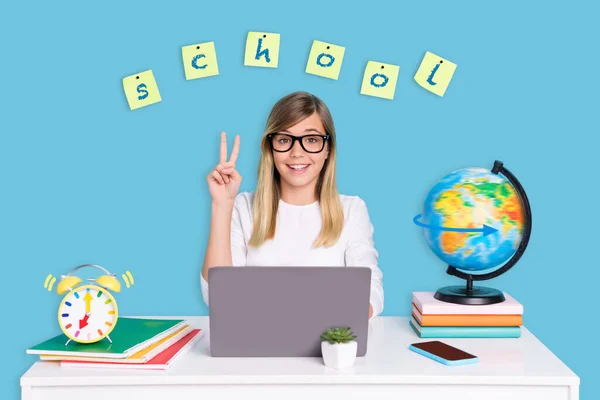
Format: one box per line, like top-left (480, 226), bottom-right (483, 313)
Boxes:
top-left (409, 317), bottom-right (521, 338)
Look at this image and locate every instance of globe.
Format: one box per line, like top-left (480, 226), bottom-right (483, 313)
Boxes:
top-left (414, 160), bottom-right (532, 305)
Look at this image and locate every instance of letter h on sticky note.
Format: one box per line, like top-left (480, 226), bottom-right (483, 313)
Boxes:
top-left (244, 32), bottom-right (280, 68)
top-left (360, 61), bottom-right (400, 100)
top-left (182, 41), bottom-right (219, 80)
top-left (305, 40), bottom-right (345, 80)
top-left (122, 70), bottom-right (162, 110)
top-left (414, 52), bottom-right (457, 97)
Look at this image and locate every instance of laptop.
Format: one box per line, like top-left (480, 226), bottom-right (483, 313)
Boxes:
top-left (207, 266), bottom-right (372, 357)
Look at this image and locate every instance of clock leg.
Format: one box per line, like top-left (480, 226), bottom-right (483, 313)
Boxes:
top-left (64, 338), bottom-right (71, 346)
top-left (106, 335), bottom-right (112, 344)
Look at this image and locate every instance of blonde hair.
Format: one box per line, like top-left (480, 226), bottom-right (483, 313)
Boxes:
top-left (248, 91), bottom-right (344, 248)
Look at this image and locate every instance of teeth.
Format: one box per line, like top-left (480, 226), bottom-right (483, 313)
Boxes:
top-left (289, 164), bottom-right (308, 170)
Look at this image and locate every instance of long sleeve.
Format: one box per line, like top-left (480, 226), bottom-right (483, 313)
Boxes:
top-left (344, 197), bottom-right (384, 319)
top-left (201, 194), bottom-right (248, 307)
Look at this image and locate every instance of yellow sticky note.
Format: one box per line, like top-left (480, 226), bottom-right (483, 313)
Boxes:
top-left (244, 31), bottom-right (280, 68)
top-left (414, 51), bottom-right (457, 97)
top-left (305, 40), bottom-right (345, 80)
top-left (181, 41), bottom-right (219, 80)
top-left (360, 61), bottom-right (400, 100)
top-left (122, 70), bottom-right (162, 110)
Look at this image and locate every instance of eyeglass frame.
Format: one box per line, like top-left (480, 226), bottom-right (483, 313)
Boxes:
top-left (266, 133), bottom-right (330, 153)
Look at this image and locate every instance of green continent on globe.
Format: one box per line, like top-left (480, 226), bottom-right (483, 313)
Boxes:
top-left (422, 168), bottom-right (524, 271)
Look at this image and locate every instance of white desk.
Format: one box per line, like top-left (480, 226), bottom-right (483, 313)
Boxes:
top-left (20, 316), bottom-right (580, 400)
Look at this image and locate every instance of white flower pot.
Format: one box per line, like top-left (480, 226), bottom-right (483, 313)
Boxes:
top-left (321, 340), bottom-right (358, 369)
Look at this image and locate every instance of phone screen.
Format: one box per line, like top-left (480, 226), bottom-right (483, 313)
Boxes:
top-left (411, 341), bottom-right (476, 361)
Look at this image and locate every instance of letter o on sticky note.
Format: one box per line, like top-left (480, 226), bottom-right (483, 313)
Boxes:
top-left (305, 40), bottom-right (345, 80)
top-left (122, 70), bottom-right (162, 110)
top-left (414, 51), bottom-right (457, 97)
top-left (360, 61), bottom-right (400, 100)
top-left (244, 32), bottom-right (280, 68)
top-left (182, 41), bottom-right (219, 80)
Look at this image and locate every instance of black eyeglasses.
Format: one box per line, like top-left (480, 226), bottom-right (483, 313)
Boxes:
top-left (267, 133), bottom-right (330, 153)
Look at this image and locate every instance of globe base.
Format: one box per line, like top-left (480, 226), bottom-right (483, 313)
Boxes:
top-left (434, 285), bottom-right (506, 305)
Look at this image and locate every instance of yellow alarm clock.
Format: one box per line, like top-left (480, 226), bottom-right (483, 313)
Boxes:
top-left (56, 264), bottom-right (121, 344)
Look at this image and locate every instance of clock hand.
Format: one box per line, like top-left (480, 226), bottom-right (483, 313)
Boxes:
top-left (83, 291), bottom-right (93, 314)
top-left (79, 313), bottom-right (90, 329)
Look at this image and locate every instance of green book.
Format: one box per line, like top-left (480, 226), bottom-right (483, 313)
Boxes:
top-left (27, 317), bottom-right (187, 359)
top-left (409, 317), bottom-right (521, 338)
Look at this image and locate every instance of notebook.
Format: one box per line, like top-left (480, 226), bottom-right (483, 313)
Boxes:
top-left (60, 329), bottom-right (203, 370)
top-left (40, 324), bottom-right (193, 363)
top-left (412, 304), bottom-right (523, 326)
top-left (409, 316), bottom-right (521, 338)
top-left (412, 292), bottom-right (524, 315)
top-left (27, 317), bottom-right (187, 358)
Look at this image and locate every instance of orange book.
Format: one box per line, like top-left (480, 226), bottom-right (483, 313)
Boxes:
top-left (412, 303), bottom-right (522, 327)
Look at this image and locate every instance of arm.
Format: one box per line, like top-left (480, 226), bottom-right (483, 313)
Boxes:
top-left (201, 132), bottom-right (243, 306)
top-left (345, 197), bottom-right (384, 319)
top-left (201, 200), bottom-right (235, 282)
top-left (201, 195), bottom-right (247, 306)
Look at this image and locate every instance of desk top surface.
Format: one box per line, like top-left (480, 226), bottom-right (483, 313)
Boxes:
top-left (21, 316), bottom-right (579, 387)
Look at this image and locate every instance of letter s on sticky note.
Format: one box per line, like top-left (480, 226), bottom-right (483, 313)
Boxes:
top-left (244, 32), bottom-right (280, 68)
top-left (360, 61), bottom-right (400, 100)
top-left (182, 41), bottom-right (219, 80)
top-left (305, 40), bottom-right (345, 80)
top-left (414, 52), bottom-right (457, 97)
top-left (122, 70), bottom-right (162, 110)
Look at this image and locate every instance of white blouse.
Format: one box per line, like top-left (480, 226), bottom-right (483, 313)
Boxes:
top-left (200, 191), bottom-right (384, 318)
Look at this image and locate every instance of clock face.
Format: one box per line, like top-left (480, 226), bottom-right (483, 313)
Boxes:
top-left (58, 284), bottom-right (118, 343)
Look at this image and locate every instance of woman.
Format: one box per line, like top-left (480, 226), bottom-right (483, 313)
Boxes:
top-left (201, 91), bottom-right (384, 319)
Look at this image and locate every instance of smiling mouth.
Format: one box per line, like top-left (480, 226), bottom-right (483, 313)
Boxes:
top-left (287, 164), bottom-right (310, 173)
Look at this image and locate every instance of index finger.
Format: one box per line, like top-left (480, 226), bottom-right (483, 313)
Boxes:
top-left (220, 132), bottom-right (227, 165)
top-left (229, 135), bottom-right (240, 165)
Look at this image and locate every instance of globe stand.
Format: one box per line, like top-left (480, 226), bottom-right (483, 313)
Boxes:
top-left (434, 160), bottom-right (532, 306)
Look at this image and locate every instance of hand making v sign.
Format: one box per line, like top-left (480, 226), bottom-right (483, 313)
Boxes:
top-left (207, 132), bottom-right (242, 204)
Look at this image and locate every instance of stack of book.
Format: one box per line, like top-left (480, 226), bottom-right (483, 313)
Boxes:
top-left (410, 292), bottom-right (523, 338)
top-left (26, 317), bottom-right (203, 370)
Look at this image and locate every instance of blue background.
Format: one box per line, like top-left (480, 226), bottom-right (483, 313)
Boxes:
top-left (1, 0), bottom-right (598, 398)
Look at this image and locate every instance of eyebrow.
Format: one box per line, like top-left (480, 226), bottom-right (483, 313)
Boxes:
top-left (281, 128), bottom-right (324, 135)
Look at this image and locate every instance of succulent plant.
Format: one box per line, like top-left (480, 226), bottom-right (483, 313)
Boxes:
top-left (320, 327), bottom-right (356, 344)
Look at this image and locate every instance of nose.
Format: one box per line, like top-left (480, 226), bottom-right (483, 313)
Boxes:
top-left (289, 139), bottom-right (305, 157)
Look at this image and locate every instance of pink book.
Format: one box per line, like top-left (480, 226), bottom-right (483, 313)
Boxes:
top-left (412, 292), bottom-right (523, 315)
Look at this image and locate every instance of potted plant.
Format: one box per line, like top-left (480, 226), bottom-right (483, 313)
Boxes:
top-left (320, 327), bottom-right (358, 369)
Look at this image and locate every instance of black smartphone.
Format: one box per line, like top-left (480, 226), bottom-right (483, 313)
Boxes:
top-left (409, 341), bottom-right (478, 365)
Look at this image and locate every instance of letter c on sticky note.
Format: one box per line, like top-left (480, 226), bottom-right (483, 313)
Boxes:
top-left (192, 54), bottom-right (208, 70)
top-left (182, 41), bottom-right (219, 80)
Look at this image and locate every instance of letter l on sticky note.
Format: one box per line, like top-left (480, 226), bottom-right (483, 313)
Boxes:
top-left (414, 52), bottom-right (457, 97)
